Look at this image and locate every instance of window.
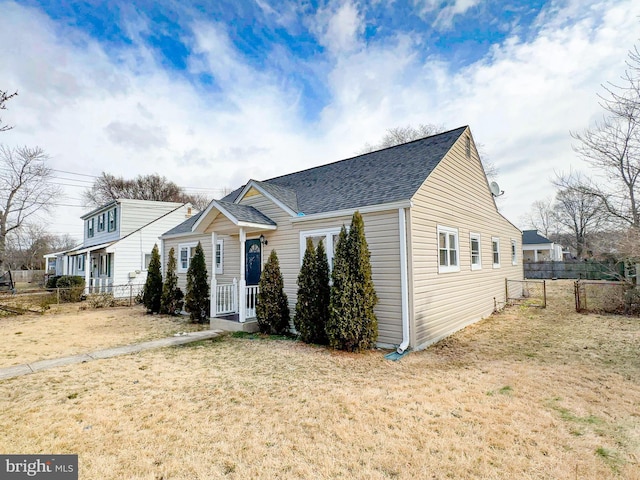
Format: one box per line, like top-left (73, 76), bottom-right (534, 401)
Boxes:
top-left (144, 253), bottom-right (152, 270)
top-left (99, 254), bottom-right (111, 277)
top-left (465, 135), bottom-right (471, 159)
top-left (75, 255), bottom-right (85, 272)
top-left (300, 228), bottom-right (343, 272)
top-left (470, 233), bottom-right (481, 270)
top-left (511, 239), bottom-right (517, 265)
top-left (492, 237), bottom-right (500, 268)
top-left (87, 218), bottom-right (94, 238)
top-left (108, 208), bottom-right (117, 232)
top-left (97, 213), bottom-right (105, 232)
top-left (215, 239), bottom-right (224, 275)
top-left (178, 242), bottom-right (198, 273)
top-left (438, 226), bottom-right (460, 273)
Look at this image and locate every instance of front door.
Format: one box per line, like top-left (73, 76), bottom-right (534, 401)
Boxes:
top-left (245, 239), bottom-right (262, 286)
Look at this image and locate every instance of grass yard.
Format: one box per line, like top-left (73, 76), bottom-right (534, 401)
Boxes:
top-left (0, 303), bottom-right (205, 367)
top-left (1, 280), bottom-right (639, 479)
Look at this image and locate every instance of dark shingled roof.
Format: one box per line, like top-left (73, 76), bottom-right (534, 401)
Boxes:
top-left (223, 126), bottom-right (467, 215)
top-left (522, 230), bottom-right (552, 244)
top-left (216, 201), bottom-right (276, 226)
top-left (162, 211), bottom-right (204, 236)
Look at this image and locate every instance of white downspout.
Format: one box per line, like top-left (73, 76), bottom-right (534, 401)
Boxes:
top-left (210, 231), bottom-right (218, 320)
top-left (239, 228), bottom-right (246, 323)
top-left (397, 207), bottom-right (410, 354)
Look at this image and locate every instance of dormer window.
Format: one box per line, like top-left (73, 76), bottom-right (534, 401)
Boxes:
top-left (87, 218), bottom-right (95, 238)
top-left (97, 213), bottom-right (105, 232)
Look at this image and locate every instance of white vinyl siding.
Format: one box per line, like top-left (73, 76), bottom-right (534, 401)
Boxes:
top-left (470, 233), bottom-right (481, 270)
top-left (409, 127), bottom-right (523, 349)
top-left (492, 237), bottom-right (500, 268)
top-left (437, 226), bottom-right (459, 273)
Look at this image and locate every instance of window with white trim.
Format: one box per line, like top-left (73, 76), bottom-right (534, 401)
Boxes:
top-left (97, 213), bottom-right (105, 232)
top-left (76, 255), bottom-right (85, 272)
top-left (107, 208), bottom-right (117, 232)
top-left (492, 237), bottom-right (501, 268)
top-left (99, 254), bottom-right (111, 276)
top-left (87, 218), bottom-right (94, 238)
top-left (300, 228), bottom-right (342, 272)
top-left (438, 226), bottom-right (460, 273)
top-left (178, 242), bottom-right (198, 273)
top-left (470, 233), bottom-right (481, 270)
top-left (215, 239), bottom-right (223, 275)
top-left (511, 239), bottom-right (517, 265)
top-left (143, 253), bottom-right (152, 270)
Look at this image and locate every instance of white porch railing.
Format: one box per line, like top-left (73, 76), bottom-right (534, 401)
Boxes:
top-left (88, 278), bottom-right (113, 293)
top-left (245, 285), bottom-right (259, 319)
top-left (215, 282), bottom-right (259, 320)
top-left (216, 282), bottom-right (238, 315)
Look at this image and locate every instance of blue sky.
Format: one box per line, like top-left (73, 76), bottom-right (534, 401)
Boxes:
top-left (1, 0), bottom-right (639, 240)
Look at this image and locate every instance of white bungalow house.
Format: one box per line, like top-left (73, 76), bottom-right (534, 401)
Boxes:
top-left (522, 230), bottom-right (564, 261)
top-left (47, 199), bottom-right (195, 295)
top-left (161, 126), bottom-right (523, 352)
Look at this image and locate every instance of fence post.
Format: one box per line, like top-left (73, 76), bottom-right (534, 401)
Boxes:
top-left (504, 278), bottom-right (508, 304)
top-left (542, 280), bottom-right (546, 308)
top-left (56, 287), bottom-right (60, 304)
top-left (129, 284), bottom-right (133, 307)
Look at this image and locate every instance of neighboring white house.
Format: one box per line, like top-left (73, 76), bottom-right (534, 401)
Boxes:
top-left (522, 230), bottom-right (564, 261)
top-left (46, 199), bottom-right (195, 295)
top-left (161, 126), bottom-right (523, 351)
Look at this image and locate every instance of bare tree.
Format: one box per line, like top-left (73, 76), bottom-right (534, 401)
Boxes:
top-left (360, 123), bottom-right (499, 179)
top-left (525, 198), bottom-right (559, 238)
top-left (5, 224), bottom-right (77, 270)
top-left (0, 90), bottom-right (18, 132)
top-left (571, 44), bottom-right (640, 229)
top-left (83, 172), bottom-right (211, 211)
top-left (0, 146), bottom-right (62, 271)
top-left (553, 172), bottom-right (607, 258)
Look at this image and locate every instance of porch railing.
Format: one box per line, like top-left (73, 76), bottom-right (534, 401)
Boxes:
top-left (216, 282), bottom-right (237, 315)
top-left (215, 282), bottom-right (259, 320)
top-left (245, 285), bottom-right (259, 319)
top-left (88, 277), bottom-right (113, 294)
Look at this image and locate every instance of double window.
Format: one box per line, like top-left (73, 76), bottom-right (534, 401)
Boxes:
top-left (300, 228), bottom-right (342, 271)
top-left (438, 226), bottom-right (460, 273)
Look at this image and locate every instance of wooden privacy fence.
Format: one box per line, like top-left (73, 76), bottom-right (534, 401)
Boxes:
top-left (524, 261), bottom-right (624, 280)
top-left (505, 279), bottom-right (546, 308)
top-left (9, 270), bottom-right (45, 283)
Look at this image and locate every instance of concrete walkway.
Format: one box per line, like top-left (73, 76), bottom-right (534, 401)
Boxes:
top-left (0, 329), bottom-right (223, 381)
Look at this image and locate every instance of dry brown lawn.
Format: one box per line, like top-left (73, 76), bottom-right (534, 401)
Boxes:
top-left (1, 280), bottom-right (639, 479)
top-left (0, 303), bottom-right (204, 367)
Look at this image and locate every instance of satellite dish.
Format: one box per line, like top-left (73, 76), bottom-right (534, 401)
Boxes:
top-left (490, 181), bottom-right (503, 197)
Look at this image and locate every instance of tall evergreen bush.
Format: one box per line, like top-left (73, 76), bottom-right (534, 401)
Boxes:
top-left (295, 238), bottom-right (318, 343)
top-left (185, 242), bottom-right (210, 323)
top-left (314, 239), bottom-right (330, 345)
top-left (256, 250), bottom-right (290, 335)
top-left (326, 212), bottom-right (378, 351)
top-left (142, 244), bottom-right (162, 313)
top-left (161, 247), bottom-right (184, 315)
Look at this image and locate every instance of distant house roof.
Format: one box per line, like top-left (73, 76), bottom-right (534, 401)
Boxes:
top-left (522, 230), bottom-right (552, 245)
top-left (222, 126), bottom-right (468, 215)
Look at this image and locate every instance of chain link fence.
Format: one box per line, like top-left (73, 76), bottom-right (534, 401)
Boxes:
top-left (574, 280), bottom-right (640, 314)
top-left (0, 284), bottom-right (145, 315)
top-left (505, 279), bottom-right (547, 308)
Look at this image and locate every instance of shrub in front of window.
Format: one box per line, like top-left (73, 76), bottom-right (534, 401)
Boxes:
top-left (56, 275), bottom-right (86, 303)
top-left (326, 212), bottom-right (378, 352)
top-left (161, 247), bottom-right (184, 315)
top-left (185, 242), bottom-right (210, 323)
top-left (142, 244), bottom-right (163, 314)
top-left (256, 250), bottom-right (290, 335)
top-left (294, 238), bottom-right (329, 344)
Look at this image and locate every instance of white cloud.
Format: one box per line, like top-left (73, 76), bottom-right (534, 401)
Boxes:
top-left (415, 0), bottom-right (482, 29)
top-left (1, 0), bottom-right (639, 241)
